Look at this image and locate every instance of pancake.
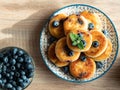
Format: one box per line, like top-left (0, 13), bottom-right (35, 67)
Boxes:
top-left (85, 30), bottom-right (108, 58)
top-left (55, 37), bottom-right (80, 62)
top-left (48, 41), bottom-right (69, 67)
top-left (49, 14), bottom-right (67, 38)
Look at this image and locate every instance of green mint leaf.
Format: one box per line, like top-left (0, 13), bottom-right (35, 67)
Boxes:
top-left (69, 33), bottom-right (77, 41)
top-left (72, 41), bottom-right (78, 46)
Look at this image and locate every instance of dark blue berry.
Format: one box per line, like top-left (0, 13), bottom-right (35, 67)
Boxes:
top-left (17, 57), bottom-right (24, 63)
top-left (95, 61), bottom-right (103, 69)
top-left (12, 81), bottom-right (17, 86)
top-left (80, 55), bottom-right (86, 62)
top-left (49, 37), bottom-right (57, 43)
top-left (52, 21), bottom-right (59, 27)
top-left (11, 66), bottom-right (16, 71)
top-left (62, 66), bottom-right (69, 74)
top-left (19, 82), bottom-right (27, 88)
top-left (0, 74), bottom-right (2, 78)
top-left (81, 40), bottom-right (86, 47)
top-left (20, 71), bottom-right (26, 75)
top-left (10, 59), bottom-right (16, 65)
top-left (13, 55), bottom-right (18, 59)
top-left (6, 73), bottom-right (10, 78)
top-left (17, 50), bottom-right (24, 56)
top-left (88, 23), bottom-right (94, 30)
top-left (15, 72), bottom-right (20, 77)
top-left (9, 76), bottom-right (13, 80)
top-left (0, 69), bottom-right (2, 73)
top-left (25, 63), bottom-right (34, 71)
top-left (24, 57), bottom-right (32, 63)
top-left (2, 79), bottom-right (7, 84)
top-left (24, 78), bottom-right (30, 84)
top-left (10, 71), bottom-right (14, 76)
top-left (12, 48), bottom-right (18, 55)
top-left (78, 33), bottom-right (83, 38)
top-left (92, 41), bottom-right (99, 48)
top-left (0, 53), bottom-right (3, 59)
top-left (102, 30), bottom-right (108, 36)
top-left (21, 76), bottom-right (27, 80)
top-left (0, 80), bottom-right (2, 85)
top-left (12, 87), bottom-right (16, 90)
top-left (27, 72), bottom-right (34, 78)
top-left (18, 78), bottom-right (23, 83)
top-left (3, 66), bottom-right (7, 72)
top-left (5, 83), bottom-right (13, 89)
top-left (68, 50), bottom-right (74, 56)
top-left (3, 57), bottom-right (8, 64)
top-left (16, 86), bottom-right (22, 90)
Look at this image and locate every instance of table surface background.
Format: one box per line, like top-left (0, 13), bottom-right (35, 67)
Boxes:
top-left (0, 0), bottom-right (120, 90)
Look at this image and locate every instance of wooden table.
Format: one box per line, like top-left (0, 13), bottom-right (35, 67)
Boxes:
top-left (0, 0), bottom-right (120, 90)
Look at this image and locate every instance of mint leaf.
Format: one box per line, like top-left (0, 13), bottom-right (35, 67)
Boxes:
top-left (69, 33), bottom-right (77, 41)
top-left (72, 41), bottom-right (77, 46)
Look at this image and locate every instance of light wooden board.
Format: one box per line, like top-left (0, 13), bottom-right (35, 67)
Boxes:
top-left (0, 0), bottom-right (120, 90)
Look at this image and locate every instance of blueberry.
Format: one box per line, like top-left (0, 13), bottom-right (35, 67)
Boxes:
top-left (88, 23), bottom-right (94, 30)
top-left (62, 66), bottom-right (69, 74)
top-left (52, 21), bottom-right (59, 27)
top-left (78, 33), bottom-right (83, 38)
top-left (12, 48), bottom-right (18, 55)
top-left (3, 57), bottom-right (8, 64)
top-left (92, 41), bottom-right (99, 48)
top-left (25, 63), bottom-right (34, 71)
top-left (13, 55), bottom-right (18, 59)
top-left (15, 72), bottom-right (20, 77)
top-left (2, 79), bottom-right (7, 84)
top-left (5, 83), bottom-right (13, 89)
top-left (16, 63), bottom-right (21, 69)
top-left (95, 61), bottom-right (103, 69)
top-left (6, 73), bottom-right (10, 78)
top-left (24, 78), bottom-right (30, 84)
top-left (81, 40), bottom-right (86, 47)
top-left (2, 66), bottom-right (7, 72)
top-left (20, 71), bottom-right (26, 75)
top-left (0, 80), bottom-right (2, 85)
top-left (102, 30), bottom-right (108, 36)
top-left (10, 71), bottom-right (14, 76)
top-left (10, 58), bottom-right (16, 65)
top-left (17, 57), bottom-right (24, 63)
top-left (11, 66), bottom-right (16, 71)
top-left (68, 50), bottom-right (74, 56)
top-left (12, 81), bottom-right (17, 86)
top-left (21, 76), bottom-right (27, 80)
top-left (80, 55), bottom-right (86, 62)
top-left (17, 50), bottom-right (24, 56)
top-left (16, 86), bottom-right (22, 90)
top-left (49, 37), bottom-right (57, 43)
top-left (25, 57), bottom-right (32, 63)
top-left (9, 76), bottom-right (13, 80)
top-left (0, 69), bottom-right (2, 73)
top-left (12, 87), bottom-right (16, 90)
top-left (27, 72), bottom-right (34, 78)
top-left (6, 63), bottom-right (10, 67)
top-left (18, 78), bottom-right (23, 83)
top-left (0, 74), bottom-right (2, 78)
top-left (19, 82), bottom-right (27, 88)
top-left (0, 53), bottom-right (3, 59)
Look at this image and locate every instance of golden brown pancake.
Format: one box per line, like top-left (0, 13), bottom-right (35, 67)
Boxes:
top-left (69, 57), bottom-right (96, 79)
top-left (55, 37), bottom-right (80, 62)
top-left (49, 14), bottom-right (67, 38)
top-left (80, 10), bottom-right (102, 31)
top-left (67, 29), bottom-right (92, 52)
top-left (48, 42), bottom-right (69, 67)
top-left (64, 14), bottom-right (88, 35)
top-left (85, 30), bottom-right (108, 58)
top-left (93, 39), bottom-right (112, 61)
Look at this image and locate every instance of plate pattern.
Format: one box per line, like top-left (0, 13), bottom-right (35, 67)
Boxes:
top-left (40, 4), bottom-right (119, 83)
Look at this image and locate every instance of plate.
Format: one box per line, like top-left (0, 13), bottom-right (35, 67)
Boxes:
top-left (39, 4), bottom-right (119, 83)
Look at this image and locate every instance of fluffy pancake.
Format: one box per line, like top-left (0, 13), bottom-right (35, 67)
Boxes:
top-left (49, 14), bottom-right (67, 38)
top-left (48, 41), bottom-right (69, 67)
top-left (69, 56), bottom-right (96, 79)
top-left (80, 10), bottom-right (102, 31)
top-left (93, 39), bottom-right (112, 61)
top-left (67, 29), bottom-right (92, 52)
top-left (85, 30), bottom-right (108, 58)
top-left (55, 37), bottom-right (80, 62)
top-left (64, 14), bottom-right (88, 35)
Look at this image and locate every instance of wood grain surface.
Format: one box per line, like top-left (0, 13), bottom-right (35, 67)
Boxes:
top-left (0, 0), bottom-right (120, 90)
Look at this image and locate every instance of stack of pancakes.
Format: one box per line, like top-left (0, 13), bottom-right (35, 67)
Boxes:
top-left (48, 11), bottom-right (112, 79)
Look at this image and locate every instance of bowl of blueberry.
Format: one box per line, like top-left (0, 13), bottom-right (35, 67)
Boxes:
top-left (0, 47), bottom-right (35, 90)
